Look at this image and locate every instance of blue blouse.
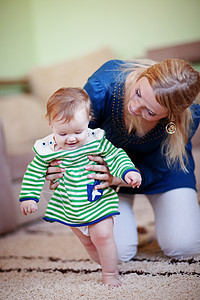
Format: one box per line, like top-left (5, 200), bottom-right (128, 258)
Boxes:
top-left (84, 60), bottom-right (200, 194)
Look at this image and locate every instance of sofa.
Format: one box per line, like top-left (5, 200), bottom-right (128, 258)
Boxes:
top-left (0, 46), bottom-right (200, 235)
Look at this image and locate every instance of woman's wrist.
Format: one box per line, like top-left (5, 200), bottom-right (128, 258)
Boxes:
top-left (111, 177), bottom-right (123, 186)
top-left (111, 178), bottom-right (128, 192)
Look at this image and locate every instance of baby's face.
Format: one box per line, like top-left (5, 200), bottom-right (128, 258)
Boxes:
top-left (50, 107), bottom-right (89, 151)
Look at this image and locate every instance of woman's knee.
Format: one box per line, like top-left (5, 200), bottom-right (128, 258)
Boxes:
top-left (114, 193), bottom-right (138, 261)
top-left (117, 244), bottom-right (137, 262)
top-left (149, 188), bottom-right (200, 258)
top-left (159, 232), bottom-right (200, 258)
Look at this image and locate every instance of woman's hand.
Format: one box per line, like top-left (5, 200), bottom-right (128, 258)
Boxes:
top-left (85, 155), bottom-right (123, 189)
top-left (46, 160), bottom-right (65, 190)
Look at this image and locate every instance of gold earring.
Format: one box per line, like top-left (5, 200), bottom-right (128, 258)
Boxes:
top-left (165, 122), bottom-right (176, 134)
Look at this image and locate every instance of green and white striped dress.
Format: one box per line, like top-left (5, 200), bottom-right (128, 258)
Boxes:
top-left (19, 128), bottom-right (137, 227)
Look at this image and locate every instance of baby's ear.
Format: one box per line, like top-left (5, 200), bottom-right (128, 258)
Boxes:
top-left (87, 115), bottom-right (91, 125)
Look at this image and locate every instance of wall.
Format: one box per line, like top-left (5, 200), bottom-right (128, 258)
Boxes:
top-left (0, 0), bottom-right (200, 79)
top-left (0, 0), bottom-right (36, 78)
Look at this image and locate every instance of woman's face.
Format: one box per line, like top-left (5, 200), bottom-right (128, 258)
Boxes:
top-left (128, 76), bottom-right (168, 121)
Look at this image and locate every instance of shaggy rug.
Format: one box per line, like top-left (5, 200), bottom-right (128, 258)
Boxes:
top-left (0, 197), bottom-right (200, 300)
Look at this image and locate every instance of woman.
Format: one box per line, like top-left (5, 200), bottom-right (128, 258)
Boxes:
top-left (46, 58), bottom-right (200, 261)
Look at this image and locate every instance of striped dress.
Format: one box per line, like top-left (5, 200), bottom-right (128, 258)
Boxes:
top-left (19, 128), bottom-right (137, 227)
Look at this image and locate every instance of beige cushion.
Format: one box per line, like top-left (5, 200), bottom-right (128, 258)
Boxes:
top-left (29, 47), bottom-right (114, 103)
top-left (0, 94), bottom-right (51, 155)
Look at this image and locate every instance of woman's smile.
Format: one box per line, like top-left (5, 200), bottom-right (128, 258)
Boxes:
top-left (128, 103), bottom-right (141, 116)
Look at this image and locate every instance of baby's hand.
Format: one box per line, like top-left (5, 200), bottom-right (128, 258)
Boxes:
top-left (20, 200), bottom-right (38, 216)
top-left (124, 171), bottom-right (142, 188)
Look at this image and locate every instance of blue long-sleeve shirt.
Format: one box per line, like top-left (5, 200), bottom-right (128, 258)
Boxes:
top-left (84, 60), bottom-right (200, 194)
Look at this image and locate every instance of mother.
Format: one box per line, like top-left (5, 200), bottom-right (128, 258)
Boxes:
top-left (46, 58), bottom-right (200, 261)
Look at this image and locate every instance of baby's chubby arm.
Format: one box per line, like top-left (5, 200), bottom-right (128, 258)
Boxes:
top-left (124, 171), bottom-right (142, 188)
top-left (20, 200), bottom-right (38, 216)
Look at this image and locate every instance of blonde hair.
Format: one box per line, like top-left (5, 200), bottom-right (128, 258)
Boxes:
top-left (46, 87), bottom-right (91, 123)
top-left (124, 59), bottom-right (200, 171)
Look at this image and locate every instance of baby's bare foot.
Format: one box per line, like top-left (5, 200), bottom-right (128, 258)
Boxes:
top-left (103, 272), bottom-right (121, 287)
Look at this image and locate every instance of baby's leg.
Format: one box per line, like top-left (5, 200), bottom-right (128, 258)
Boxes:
top-left (71, 227), bottom-right (100, 264)
top-left (89, 217), bottom-right (121, 287)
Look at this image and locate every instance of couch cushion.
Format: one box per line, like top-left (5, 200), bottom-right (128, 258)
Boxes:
top-left (0, 94), bottom-right (51, 155)
top-left (29, 47), bottom-right (114, 103)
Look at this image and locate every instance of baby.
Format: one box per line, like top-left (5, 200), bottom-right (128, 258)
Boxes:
top-left (19, 87), bottom-right (141, 286)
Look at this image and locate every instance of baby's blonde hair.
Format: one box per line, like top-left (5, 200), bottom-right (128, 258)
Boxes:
top-left (46, 87), bottom-right (91, 123)
top-left (124, 59), bottom-right (200, 171)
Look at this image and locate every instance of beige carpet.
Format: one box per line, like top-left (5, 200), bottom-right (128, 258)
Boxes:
top-left (0, 197), bottom-right (200, 300)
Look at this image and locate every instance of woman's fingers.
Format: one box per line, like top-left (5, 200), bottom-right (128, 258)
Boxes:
top-left (87, 155), bottom-right (107, 165)
top-left (46, 171), bottom-right (64, 181)
top-left (86, 164), bottom-right (116, 189)
top-left (46, 161), bottom-right (65, 190)
top-left (85, 163), bottom-right (109, 174)
top-left (46, 163), bottom-right (65, 189)
top-left (86, 155), bottom-right (125, 189)
top-left (88, 172), bottom-right (110, 181)
top-left (94, 180), bottom-right (111, 189)
top-left (49, 180), bottom-right (60, 190)
top-left (46, 160), bottom-right (65, 180)
top-left (49, 159), bottom-right (63, 167)
top-left (47, 166), bottom-right (65, 175)
top-left (93, 176), bottom-right (123, 189)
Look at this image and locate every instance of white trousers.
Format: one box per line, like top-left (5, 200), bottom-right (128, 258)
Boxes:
top-left (114, 188), bottom-right (200, 261)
